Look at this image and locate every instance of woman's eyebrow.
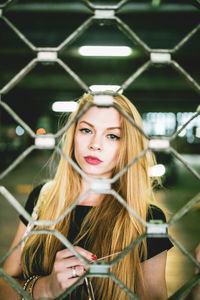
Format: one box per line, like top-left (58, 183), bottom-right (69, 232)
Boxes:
top-left (107, 127), bottom-right (121, 130)
top-left (79, 121), bottom-right (121, 130)
top-left (79, 121), bottom-right (93, 127)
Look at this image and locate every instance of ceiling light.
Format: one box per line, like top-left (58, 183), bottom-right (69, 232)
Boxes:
top-left (79, 46), bottom-right (132, 57)
top-left (36, 128), bottom-right (46, 135)
top-left (52, 101), bottom-right (78, 112)
top-left (195, 127), bottom-right (200, 138)
top-left (89, 85), bottom-right (123, 93)
top-left (177, 126), bottom-right (186, 137)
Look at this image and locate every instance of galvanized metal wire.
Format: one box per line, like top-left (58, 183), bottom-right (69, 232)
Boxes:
top-left (0, 0), bottom-right (199, 299)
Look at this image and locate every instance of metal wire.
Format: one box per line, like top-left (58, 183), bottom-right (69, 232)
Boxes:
top-left (0, 1), bottom-right (200, 299)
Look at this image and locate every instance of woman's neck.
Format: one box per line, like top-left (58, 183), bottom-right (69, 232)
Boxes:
top-left (78, 178), bottom-right (104, 207)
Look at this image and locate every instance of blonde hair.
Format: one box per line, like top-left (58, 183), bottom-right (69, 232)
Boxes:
top-left (21, 93), bottom-right (156, 299)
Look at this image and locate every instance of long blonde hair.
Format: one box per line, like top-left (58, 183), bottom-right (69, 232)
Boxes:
top-left (21, 93), bottom-right (156, 299)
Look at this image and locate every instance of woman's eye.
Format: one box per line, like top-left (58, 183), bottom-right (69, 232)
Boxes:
top-left (108, 134), bottom-right (120, 140)
top-left (80, 128), bottom-right (91, 134)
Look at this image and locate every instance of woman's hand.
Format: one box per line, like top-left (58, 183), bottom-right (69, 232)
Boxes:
top-left (33, 246), bottom-right (97, 299)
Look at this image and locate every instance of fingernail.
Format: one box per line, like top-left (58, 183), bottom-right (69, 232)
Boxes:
top-left (91, 254), bottom-right (98, 260)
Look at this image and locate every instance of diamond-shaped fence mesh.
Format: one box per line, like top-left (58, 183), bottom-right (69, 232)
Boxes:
top-left (0, 0), bottom-right (200, 299)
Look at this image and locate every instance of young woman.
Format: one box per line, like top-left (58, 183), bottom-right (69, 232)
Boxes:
top-left (0, 93), bottom-right (198, 299)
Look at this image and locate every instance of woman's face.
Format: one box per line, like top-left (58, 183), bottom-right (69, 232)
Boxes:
top-left (74, 106), bottom-right (121, 178)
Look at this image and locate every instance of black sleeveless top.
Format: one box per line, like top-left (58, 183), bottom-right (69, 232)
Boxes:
top-left (20, 184), bottom-right (173, 298)
top-left (20, 184), bottom-right (173, 259)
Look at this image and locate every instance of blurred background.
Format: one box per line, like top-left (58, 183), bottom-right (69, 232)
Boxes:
top-left (0, 0), bottom-right (200, 298)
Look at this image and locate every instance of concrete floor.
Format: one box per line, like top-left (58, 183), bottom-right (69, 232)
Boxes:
top-left (0, 151), bottom-right (199, 298)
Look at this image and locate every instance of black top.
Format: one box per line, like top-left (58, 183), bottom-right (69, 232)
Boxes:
top-left (20, 185), bottom-right (173, 299)
top-left (20, 184), bottom-right (173, 260)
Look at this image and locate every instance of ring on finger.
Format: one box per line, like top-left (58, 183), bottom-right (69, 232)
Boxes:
top-left (71, 266), bottom-right (78, 278)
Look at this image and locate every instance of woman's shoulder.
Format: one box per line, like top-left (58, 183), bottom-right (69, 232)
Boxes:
top-left (20, 180), bottom-right (54, 225)
top-left (27, 181), bottom-right (53, 205)
top-left (32, 180), bottom-right (54, 195)
top-left (145, 204), bottom-right (173, 260)
top-left (147, 204), bottom-right (167, 222)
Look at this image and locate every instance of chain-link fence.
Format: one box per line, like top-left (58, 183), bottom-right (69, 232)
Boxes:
top-left (0, 1), bottom-right (200, 299)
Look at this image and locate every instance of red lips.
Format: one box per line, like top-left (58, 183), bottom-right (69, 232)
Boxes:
top-left (84, 156), bottom-right (102, 165)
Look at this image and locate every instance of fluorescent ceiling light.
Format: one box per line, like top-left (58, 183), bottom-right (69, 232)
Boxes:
top-left (89, 85), bottom-right (123, 93)
top-left (79, 46), bottom-right (132, 57)
top-left (177, 125), bottom-right (186, 137)
top-left (52, 101), bottom-right (78, 112)
top-left (196, 127), bottom-right (200, 138)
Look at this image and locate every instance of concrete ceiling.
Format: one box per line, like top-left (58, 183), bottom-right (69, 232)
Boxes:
top-left (0, 1), bottom-right (199, 128)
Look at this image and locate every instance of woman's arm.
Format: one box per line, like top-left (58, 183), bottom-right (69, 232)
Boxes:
top-left (184, 244), bottom-right (200, 300)
top-left (136, 245), bottom-right (200, 300)
top-left (0, 220), bottom-right (27, 299)
top-left (3, 221), bottom-right (26, 276)
top-left (0, 220), bottom-right (96, 299)
top-left (136, 251), bottom-right (168, 300)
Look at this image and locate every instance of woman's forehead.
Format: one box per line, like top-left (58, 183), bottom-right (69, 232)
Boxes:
top-left (78, 106), bottom-right (121, 127)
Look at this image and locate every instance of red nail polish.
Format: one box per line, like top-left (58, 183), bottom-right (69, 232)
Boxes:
top-left (91, 254), bottom-right (98, 260)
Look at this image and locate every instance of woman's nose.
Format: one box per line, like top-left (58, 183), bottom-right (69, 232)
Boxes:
top-left (89, 135), bottom-right (102, 151)
top-left (89, 143), bottom-right (101, 151)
